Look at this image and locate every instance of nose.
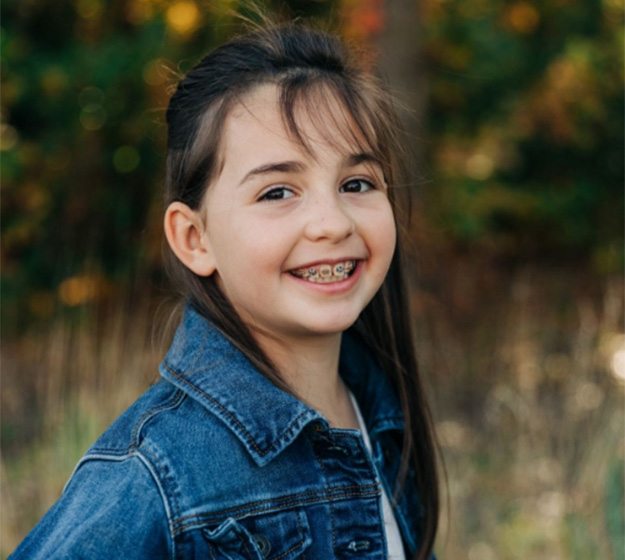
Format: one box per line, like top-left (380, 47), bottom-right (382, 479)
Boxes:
top-left (303, 192), bottom-right (356, 243)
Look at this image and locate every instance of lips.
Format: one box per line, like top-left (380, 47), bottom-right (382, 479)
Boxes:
top-left (289, 260), bottom-right (357, 283)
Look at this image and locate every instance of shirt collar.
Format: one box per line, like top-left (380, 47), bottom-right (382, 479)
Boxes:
top-left (159, 302), bottom-right (404, 466)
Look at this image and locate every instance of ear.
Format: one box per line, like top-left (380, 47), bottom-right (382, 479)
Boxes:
top-left (163, 201), bottom-right (216, 277)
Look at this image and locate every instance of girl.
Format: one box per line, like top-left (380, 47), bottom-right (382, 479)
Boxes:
top-left (12, 17), bottom-right (440, 560)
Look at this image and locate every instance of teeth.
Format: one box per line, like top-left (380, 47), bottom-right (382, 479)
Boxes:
top-left (291, 260), bottom-right (356, 283)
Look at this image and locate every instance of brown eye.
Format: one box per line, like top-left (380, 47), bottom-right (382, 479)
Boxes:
top-left (258, 186), bottom-right (295, 201)
top-left (339, 178), bottom-right (374, 193)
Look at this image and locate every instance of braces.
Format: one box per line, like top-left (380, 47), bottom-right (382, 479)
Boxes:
top-left (291, 260), bottom-right (356, 282)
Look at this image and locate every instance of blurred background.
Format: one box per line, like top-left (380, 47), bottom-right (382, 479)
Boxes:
top-left (1, 0), bottom-right (623, 558)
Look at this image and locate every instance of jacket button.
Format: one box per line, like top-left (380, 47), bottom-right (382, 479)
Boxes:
top-left (346, 539), bottom-right (371, 551)
top-left (311, 421), bottom-right (324, 432)
top-left (253, 534), bottom-right (271, 557)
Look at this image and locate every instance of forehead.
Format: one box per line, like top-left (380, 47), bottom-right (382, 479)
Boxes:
top-left (220, 83), bottom-right (375, 166)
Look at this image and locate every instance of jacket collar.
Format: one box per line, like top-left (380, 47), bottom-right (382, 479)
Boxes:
top-left (159, 302), bottom-right (404, 466)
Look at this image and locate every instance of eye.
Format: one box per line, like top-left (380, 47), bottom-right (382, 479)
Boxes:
top-left (258, 186), bottom-right (295, 201)
top-left (340, 178), bottom-right (375, 194)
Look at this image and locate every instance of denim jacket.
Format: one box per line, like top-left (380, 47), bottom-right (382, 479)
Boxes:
top-left (12, 303), bottom-right (429, 559)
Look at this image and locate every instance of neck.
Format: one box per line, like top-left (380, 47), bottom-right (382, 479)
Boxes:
top-left (250, 330), bottom-right (359, 429)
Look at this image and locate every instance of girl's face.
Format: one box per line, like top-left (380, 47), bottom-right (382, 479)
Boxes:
top-left (199, 84), bottom-right (396, 344)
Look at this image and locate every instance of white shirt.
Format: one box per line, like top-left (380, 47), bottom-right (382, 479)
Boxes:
top-left (349, 391), bottom-right (407, 560)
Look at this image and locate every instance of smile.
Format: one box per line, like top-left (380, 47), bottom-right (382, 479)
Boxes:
top-left (289, 260), bottom-right (357, 283)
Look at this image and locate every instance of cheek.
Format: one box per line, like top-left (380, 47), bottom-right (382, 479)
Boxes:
top-left (371, 204), bottom-right (397, 262)
top-left (214, 227), bottom-right (284, 284)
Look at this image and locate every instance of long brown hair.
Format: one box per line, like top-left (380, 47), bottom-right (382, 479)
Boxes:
top-left (163, 17), bottom-right (439, 559)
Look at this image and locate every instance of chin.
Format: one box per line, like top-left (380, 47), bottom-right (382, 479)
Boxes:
top-left (302, 316), bottom-right (360, 337)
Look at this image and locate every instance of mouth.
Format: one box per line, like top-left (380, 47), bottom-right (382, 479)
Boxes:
top-left (288, 260), bottom-right (358, 284)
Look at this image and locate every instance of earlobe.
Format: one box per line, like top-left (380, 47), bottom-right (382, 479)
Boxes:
top-left (163, 202), bottom-right (216, 276)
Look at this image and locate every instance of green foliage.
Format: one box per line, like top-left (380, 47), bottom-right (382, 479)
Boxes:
top-left (2, 0), bottom-right (335, 330)
top-left (605, 458), bottom-right (625, 559)
top-left (1, 0), bottom-right (623, 330)
top-left (424, 0), bottom-right (624, 263)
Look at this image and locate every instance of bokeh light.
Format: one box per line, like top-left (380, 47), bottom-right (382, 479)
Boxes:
top-left (166, 1), bottom-right (200, 37)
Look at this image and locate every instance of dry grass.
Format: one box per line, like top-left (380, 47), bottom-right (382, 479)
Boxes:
top-left (415, 267), bottom-right (624, 559)
top-left (1, 269), bottom-right (623, 559)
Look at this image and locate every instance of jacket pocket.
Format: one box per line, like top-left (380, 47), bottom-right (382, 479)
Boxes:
top-left (202, 510), bottom-right (311, 560)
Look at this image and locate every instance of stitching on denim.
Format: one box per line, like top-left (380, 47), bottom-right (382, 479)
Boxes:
top-left (131, 389), bottom-right (187, 446)
top-left (172, 484), bottom-right (379, 535)
top-left (163, 364), bottom-right (264, 453)
top-left (311, 439), bottom-right (337, 553)
top-left (270, 510), bottom-right (309, 560)
top-left (272, 537), bottom-right (305, 560)
top-left (133, 451), bottom-right (177, 560)
top-left (163, 363), bottom-right (311, 458)
top-left (85, 389), bottom-right (186, 455)
top-left (240, 530), bottom-right (254, 558)
top-left (64, 452), bottom-right (177, 560)
top-left (200, 513), bottom-right (309, 560)
top-left (174, 484), bottom-right (377, 523)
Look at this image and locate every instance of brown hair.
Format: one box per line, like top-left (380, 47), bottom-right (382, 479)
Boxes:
top-left (163, 18), bottom-right (439, 559)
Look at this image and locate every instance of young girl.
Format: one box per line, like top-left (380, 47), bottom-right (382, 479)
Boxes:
top-left (12, 18), bottom-right (440, 560)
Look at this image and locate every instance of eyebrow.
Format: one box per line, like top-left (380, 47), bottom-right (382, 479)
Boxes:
top-left (238, 160), bottom-right (306, 186)
top-left (346, 152), bottom-right (380, 167)
top-left (237, 152), bottom-right (382, 187)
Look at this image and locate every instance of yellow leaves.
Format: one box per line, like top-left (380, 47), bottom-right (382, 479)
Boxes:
top-left (166, 1), bottom-right (200, 37)
top-left (40, 67), bottom-right (68, 97)
top-left (516, 44), bottom-right (605, 145)
top-left (465, 153), bottom-right (495, 181)
top-left (58, 274), bottom-right (111, 307)
top-left (435, 127), bottom-right (519, 181)
top-left (503, 2), bottom-right (540, 35)
top-left (0, 123), bottom-right (19, 151)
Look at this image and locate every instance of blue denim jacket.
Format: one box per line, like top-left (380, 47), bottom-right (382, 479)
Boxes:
top-left (12, 303), bottom-right (428, 559)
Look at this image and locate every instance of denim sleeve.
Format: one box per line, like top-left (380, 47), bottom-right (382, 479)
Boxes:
top-left (10, 454), bottom-right (172, 560)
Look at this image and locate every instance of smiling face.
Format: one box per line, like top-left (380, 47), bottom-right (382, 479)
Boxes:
top-left (198, 84), bottom-right (396, 346)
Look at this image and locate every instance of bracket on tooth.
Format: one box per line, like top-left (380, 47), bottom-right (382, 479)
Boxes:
top-left (319, 264), bottom-right (333, 278)
top-left (292, 260), bottom-right (356, 281)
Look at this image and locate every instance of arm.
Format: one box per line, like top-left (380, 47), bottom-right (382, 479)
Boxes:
top-left (10, 453), bottom-right (173, 560)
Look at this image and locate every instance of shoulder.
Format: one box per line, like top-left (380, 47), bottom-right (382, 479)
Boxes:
top-left (11, 440), bottom-right (173, 559)
top-left (73, 375), bottom-right (257, 514)
top-left (84, 379), bottom-right (186, 456)
top-left (78, 377), bottom-right (245, 479)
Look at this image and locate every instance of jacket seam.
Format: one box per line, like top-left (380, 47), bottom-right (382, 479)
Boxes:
top-left (131, 388), bottom-right (187, 447)
top-left (162, 363), bottom-right (310, 459)
top-left (66, 451), bottom-right (176, 560)
top-left (171, 484), bottom-right (380, 535)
